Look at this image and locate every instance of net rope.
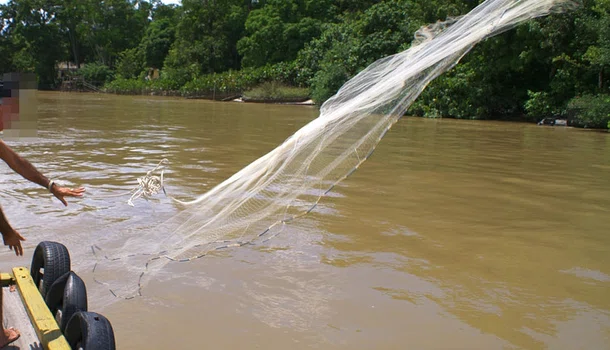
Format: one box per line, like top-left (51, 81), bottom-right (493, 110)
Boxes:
top-left (87, 0), bottom-right (578, 299)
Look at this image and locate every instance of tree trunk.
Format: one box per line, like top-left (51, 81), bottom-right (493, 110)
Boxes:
top-left (68, 27), bottom-right (80, 68)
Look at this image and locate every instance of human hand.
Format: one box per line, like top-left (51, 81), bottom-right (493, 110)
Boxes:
top-left (51, 185), bottom-right (86, 206)
top-left (2, 228), bottom-right (25, 256)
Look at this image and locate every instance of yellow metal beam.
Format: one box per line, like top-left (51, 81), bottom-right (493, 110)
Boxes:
top-left (0, 272), bottom-right (13, 287)
top-left (12, 267), bottom-right (71, 350)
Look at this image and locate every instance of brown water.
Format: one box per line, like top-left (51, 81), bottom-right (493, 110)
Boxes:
top-left (1, 92), bottom-right (609, 349)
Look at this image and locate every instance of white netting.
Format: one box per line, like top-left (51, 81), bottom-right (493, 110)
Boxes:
top-left (88, 0), bottom-right (578, 298)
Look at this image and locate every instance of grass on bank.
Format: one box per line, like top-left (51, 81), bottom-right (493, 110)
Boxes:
top-left (242, 81), bottom-right (310, 102)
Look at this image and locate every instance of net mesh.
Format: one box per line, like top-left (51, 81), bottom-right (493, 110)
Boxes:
top-left (87, 0), bottom-right (578, 298)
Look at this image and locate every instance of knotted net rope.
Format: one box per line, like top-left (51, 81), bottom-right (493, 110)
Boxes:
top-left (126, 159), bottom-right (168, 206)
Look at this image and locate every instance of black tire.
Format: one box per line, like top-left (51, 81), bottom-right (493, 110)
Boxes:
top-left (30, 241), bottom-right (71, 298)
top-left (45, 271), bottom-right (88, 332)
top-left (65, 311), bottom-right (116, 350)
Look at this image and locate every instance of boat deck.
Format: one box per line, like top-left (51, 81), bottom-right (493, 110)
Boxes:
top-left (2, 285), bottom-right (42, 349)
top-left (1, 269), bottom-right (70, 350)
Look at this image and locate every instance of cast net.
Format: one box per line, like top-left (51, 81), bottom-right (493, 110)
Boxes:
top-left (88, 0), bottom-right (578, 298)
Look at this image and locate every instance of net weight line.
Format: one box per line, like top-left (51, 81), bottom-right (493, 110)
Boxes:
top-left (90, 120), bottom-right (392, 299)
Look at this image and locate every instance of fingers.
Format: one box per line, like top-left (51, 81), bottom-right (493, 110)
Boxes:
top-left (50, 186), bottom-right (85, 206)
top-left (9, 243), bottom-right (22, 256)
top-left (72, 187), bottom-right (86, 195)
top-left (58, 186), bottom-right (86, 197)
top-left (65, 188), bottom-right (85, 196)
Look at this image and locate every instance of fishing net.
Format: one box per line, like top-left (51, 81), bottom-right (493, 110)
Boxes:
top-left (88, 0), bottom-right (578, 298)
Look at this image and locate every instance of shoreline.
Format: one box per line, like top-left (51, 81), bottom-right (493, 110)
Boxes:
top-left (52, 88), bottom-right (318, 106)
top-left (34, 90), bottom-right (609, 131)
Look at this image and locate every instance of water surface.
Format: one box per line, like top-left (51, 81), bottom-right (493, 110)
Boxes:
top-left (1, 92), bottom-right (608, 349)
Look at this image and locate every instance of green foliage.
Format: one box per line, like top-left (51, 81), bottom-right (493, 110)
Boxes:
top-left (79, 63), bottom-right (114, 85)
top-left (181, 70), bottom-right (250, 97)
top-left (243, 81), bottom-right (309, 101)
top-left (104, 60), bottom-right (302, 97)
top-left (103, 77), bottom-right (150, 94)
top-left (567, 94), bottom-right (610, 128)
top-left (0, 35), bottom-right (14, 73)
top-left (82, 0), bottom-right (151, 66)
top-left (161, 48), bottom-right (199, 87)
top-left (139, 18), bottom-right (175, 69)
top-left (411, 4), bottom-right (606, 121)
top-left (0, 0), bottom-right (66, 85)
top-left (409, 65), bottom-right (482, 119)
top-left (181, 62), bottom-right (301, 97)
top-left (310, 63), bottom-right (350, 106)
top-left (524, 91), bottom-right (562, 120)
top-left (238, 6), bottom-right (284, 67)
top-left (116, 48), bottom-right (145, 79)
top-left (165, 0), bottom-right (248, 77)
top-left (103, 76), bottom-right (180, 95)
top-left (238, 0), bottom-right (330, 68)
top-left (297, 0), bottom-right (474, 106)
top-left (0, 0), bottom-right (608, 128)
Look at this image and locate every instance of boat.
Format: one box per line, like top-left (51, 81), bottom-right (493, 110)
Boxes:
top-left (1, 241), bottom-right (116, 349)
top-left (537, 117), bottom-right (568, 126)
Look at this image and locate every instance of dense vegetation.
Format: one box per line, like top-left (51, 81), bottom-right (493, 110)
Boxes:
top-left (1, 0), bottom-right (608, 128)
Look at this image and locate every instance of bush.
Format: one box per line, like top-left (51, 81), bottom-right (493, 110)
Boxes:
top-left (102, 62), bottom-right (303, 98)
top-left (181, 70), bottom-right (250, 98)
top-left (309, 63), bottom-right (349, 106)
top-left (103, 77), bottom-right (149, 94)
top-left (116, 48), bottom-right (145, 79)
top-left (524, 90), bottom-right (563, 120)
top-left (409, 64), bottom-right (484, 119)
top-left (243, 81), bottom-right (309, 102)
top-left (567, 94), bottom-right (610, 129)
top-left (103, 77), bottom-right (182, 95)
top-left (180, 62), bottom-right (302, 98)
top-left (79, 63), bottom-right (114, 86)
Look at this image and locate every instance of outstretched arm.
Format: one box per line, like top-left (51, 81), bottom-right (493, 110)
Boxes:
top-left (0, 140), bottom-right (50, 188)
top-left (0, 140), bottom-right (85, 206)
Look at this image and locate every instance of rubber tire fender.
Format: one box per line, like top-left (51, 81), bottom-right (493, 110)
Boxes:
top-left (45, 271), bottom-right (88, 332)
top-left (65, 311), bottom-right (116, 350)
top-left (30, 241), bottom-right (71, 298)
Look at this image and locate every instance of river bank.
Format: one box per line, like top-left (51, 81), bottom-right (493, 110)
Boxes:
top-left (48, 88), bottom-right (609, 130)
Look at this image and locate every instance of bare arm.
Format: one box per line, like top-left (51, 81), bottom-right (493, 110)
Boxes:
top-left (0, 140), bottom-right (85, 206)
top-left (0, 139), bottom-right (51, 189)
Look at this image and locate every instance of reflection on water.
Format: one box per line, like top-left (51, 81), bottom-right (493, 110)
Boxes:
top-left (0, 92), bottom-right (608, 349)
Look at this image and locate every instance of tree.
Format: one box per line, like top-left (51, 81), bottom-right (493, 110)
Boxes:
top-left (53, 0), bottom-right (88, 68)
top-left (79, 0), bottom-right (151, 67)
top-left (237, 0), bottom-right (334, 68)
top-left (139, 18), bottom-right (175, 69)
top-left (583, 0), bottom-right (610, 90)
top-left (0, 0), bottom-right (66, 86)
top-left (164, 0), bottom-right (250, 78)
top-left (116, 47), bottom-right (145, 79)
top-left (297, 0), bottom-right (470, 105)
